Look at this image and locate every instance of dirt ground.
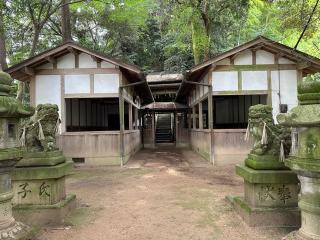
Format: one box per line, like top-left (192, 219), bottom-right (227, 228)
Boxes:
top-left (35, 148), bottom-right (294, 240)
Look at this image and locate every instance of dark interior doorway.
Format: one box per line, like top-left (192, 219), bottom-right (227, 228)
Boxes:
top-left (155, 112), bottom-right (174, 143)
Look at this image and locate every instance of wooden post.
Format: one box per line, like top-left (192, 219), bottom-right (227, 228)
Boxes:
top-left (192, 106), bottom-right (196, 129)
top-left (199, 102), bottom-right (203, 129)
top-left (119, 87), bottom-right (125, 167)
top-left (129, 103), bottom-right (133, 130)
top-left (152, 112), bottom-right (155, 148)
top-left (208, 71), bottom-right (214, 165)
top-left (134, 107), bottom-right (138, 129)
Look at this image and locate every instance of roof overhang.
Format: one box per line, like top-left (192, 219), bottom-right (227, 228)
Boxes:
top-left (176, 35), bottom-right (320, 102)
top-left (4, 41), bottom-right (154, 104)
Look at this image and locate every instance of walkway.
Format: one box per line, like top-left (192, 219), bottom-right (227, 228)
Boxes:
top-left (36, 148), bottom-right (291, 240)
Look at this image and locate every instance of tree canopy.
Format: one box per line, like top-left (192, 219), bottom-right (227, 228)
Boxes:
top-left (1, 0), bottom-right (320, 73)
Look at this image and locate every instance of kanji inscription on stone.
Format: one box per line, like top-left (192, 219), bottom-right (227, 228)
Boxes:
top-left (39, 182), bottom-right (50, 197)
top-left (278, 184), bottom-right (291, 204)
top-left (18, 183), bottom-right (31, 199)
top-left (258, 185), bottom-right (275, 201)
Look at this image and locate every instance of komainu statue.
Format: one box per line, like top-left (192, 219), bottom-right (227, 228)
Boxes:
top-left (20, 104), bottom-right (60, 152)
top-left (245, 104), bottom-right (291, 169)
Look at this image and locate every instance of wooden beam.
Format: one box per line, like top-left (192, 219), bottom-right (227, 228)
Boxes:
top-left (91, 55), bottom-right (102, 63)
top-left (297, 61), bottom-right (312, 70)
top-left (24, 67), bottom-right (35, 76)
top-left (45, 56), bottom-right (57, 64)
top-left (67, 47), bottom-right (79, 56)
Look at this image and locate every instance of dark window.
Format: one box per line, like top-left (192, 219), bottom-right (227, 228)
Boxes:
top-left (8, 123), bottom-right (16, 138)
top-left (213, 95), bottom-right (267, 129)
top-left (66, 98), bottom-right (121, 132)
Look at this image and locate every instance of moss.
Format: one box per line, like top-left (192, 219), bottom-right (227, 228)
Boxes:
top-left (0, 96), bottom-right (34, 117)
top-left (0, 71), bottom-right (13, 85)
top-left (298, 73), bottom-right (320, 94)
top-left (12, 161), bottom-right (73, 180)
top-left (236, 164), bottom-right (298, 184)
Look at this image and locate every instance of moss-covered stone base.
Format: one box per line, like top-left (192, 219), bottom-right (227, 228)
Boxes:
top-left (13, 194), bottom-right (76, 227)
top-left (245, 154), bottom-right (287, 170)
top-left (0, 222), bottom-right (35, 240)
top-left (226, 195), bottom-right (300, 227)
top-left (16, 151), bottom-right (66, 167)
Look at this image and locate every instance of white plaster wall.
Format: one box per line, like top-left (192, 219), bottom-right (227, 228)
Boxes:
top-left (216, 58), bottom-right (231, 65)
top-left (94, 74), bottom-right (119, 94)
top-left (242, 71), bottom-right (268, 90)
top-left (65, 75), bottom-right (90, 94)
top-left (35, 75), bottom-right (61, 114)
top-left (279, 57), bottom-right (295, 64)
top-left (234, 50), bottom-right (252, 65)
top-left (57, 53), bottom-right (75, 69)
top-left (101, 61), bottom-right (116, 68)
top-left (271, 70), bottom-right (298, 120)
top-left (36, 62), bottom-right (53, 70)
top-left (212, 71), bottom-right (238, 91)
top-left (79, 53), bottom-right (97, 68)
top-left (256, 50), bottom-right (274, 64)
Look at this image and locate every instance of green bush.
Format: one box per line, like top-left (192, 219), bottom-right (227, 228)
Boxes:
top-left (298, 73), bottom-right (320, 94)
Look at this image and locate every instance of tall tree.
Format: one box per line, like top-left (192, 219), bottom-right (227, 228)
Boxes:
top-left (61, 0), bottom-right (73, 42)
top-left (0, 0), bottom-right (7, 70)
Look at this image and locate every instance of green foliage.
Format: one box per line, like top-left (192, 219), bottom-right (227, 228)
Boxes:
top-left (2, 0), bottom-right (320, 73)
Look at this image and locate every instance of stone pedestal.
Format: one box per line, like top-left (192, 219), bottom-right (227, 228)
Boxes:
top-left (285, 157), bottom-right (320, 239)
top-left (228, 164), bottom-right (300, 227)
top-left (11, 151), bottom-right (76, 227)
top-left (0, 154), bottom-right (34, 240)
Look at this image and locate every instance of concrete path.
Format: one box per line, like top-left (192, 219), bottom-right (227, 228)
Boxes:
top-left (36, 148), bottom-right (292, 240)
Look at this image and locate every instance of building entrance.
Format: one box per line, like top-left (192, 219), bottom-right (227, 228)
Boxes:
top-left (155, 113), bottom-right (174, 143)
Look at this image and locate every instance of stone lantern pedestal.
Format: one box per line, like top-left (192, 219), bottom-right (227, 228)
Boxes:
top-left (0, 72), bottom-right (35, 239)
top-left (278, 75), bottom-right (320, 239)
top-left (228, 104), bottom-right (300, 227)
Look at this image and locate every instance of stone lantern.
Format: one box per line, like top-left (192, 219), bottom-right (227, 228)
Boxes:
top-left (278, 73), bottom-right (320, 239)
top-left (0, 71), bottom-right (34, 239)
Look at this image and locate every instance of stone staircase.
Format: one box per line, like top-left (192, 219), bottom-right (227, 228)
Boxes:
top-left (156, 114), bottom-right (173, 143)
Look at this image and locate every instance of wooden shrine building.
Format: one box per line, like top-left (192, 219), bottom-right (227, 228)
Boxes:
top-left (6, 36), bottom-right (320, 166)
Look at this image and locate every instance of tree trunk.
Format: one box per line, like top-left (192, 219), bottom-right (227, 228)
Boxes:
top-left (61, 0), bottom-right (72, 42)
top-left (29, 27), bottom-right (40, 58)
top-left (0, 0), bottom-right (7, 70)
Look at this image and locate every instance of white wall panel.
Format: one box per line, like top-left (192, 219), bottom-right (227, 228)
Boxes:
top-left (271, 70), bottom-right (298, 121)
top-left (57, 53), bottom-right (75, 69)
top-left (242, 71), bottom-right (268, 90)
top-left (94, 74), bottom-right (119, 94)
top-left (101, 61), bottom-right (116, 68)
top-left (65, 75), bottom-right (90, 94)
top-left (79, 53), bottom-right (97, 68)
top-left (256, 50), bottom-right (274, 64)
top-left (234, 50), bottom-right (252, 65)
top-left (212, 71), bottom-right (238, 91)
top-left (35, 75), bottom-right (61, 114)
